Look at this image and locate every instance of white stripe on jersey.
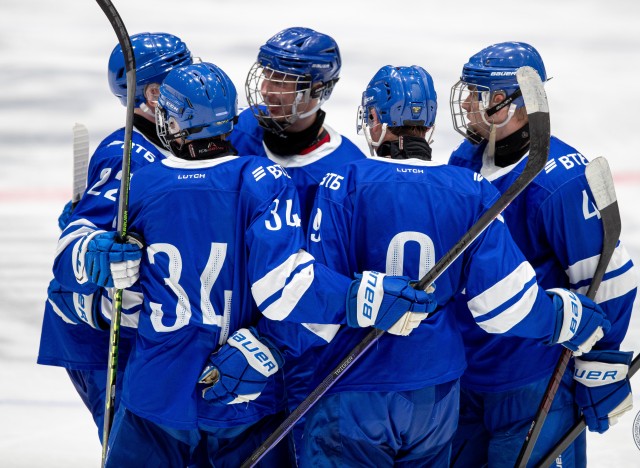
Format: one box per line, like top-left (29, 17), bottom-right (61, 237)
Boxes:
top-left (567, 244), bottom-right (638, 302)
top-left (575, 262), bottom-right (639, 303)
top-left (55, 219), bottom-right (98, 256)
top-left (302, 323), bottom-right (341, 343)
top-left (252, 250), bottom-right (314, 305)
top-left (259, 264), bottom-right (315, 321)
top-left (473, 282), bottom-right (539, 334)
top-left (467, 261), bottom-right (537, 319)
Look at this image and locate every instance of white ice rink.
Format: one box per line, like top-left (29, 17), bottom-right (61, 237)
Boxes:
top-left (1, 0), bottom-right (639, 466)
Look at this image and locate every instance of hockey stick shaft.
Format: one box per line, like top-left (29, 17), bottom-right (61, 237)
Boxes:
top-left (536, 353), bottom-right (640, 467)
top-left (95, 1), bottom-right (135, 466)
top-left (241, 66), bottom-right (550, 468)
top-left (515, 156), bottom-right (622, 467)
top-left (72, 123), bottom-right (90, 209)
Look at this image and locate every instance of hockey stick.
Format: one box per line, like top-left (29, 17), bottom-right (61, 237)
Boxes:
top-left (536, 353), bottom-right (639, 467)
top-left (515, 156), bottom-right (622, 467)
top-left (72, 123), bottom-right (90, 209)
top-left (241, 66), bottom-right (550, 468)
top-left (94, 1), bottom-right (135, 466)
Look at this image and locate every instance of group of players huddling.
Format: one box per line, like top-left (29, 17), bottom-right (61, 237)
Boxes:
top-left (38, 27), bottom-right (637, 467)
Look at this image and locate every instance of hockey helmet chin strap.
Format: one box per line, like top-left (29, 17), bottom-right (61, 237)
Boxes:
top-left (364, 122), bottom-right (388, 157)
top-left (482, 88), bottom-right (522, 158)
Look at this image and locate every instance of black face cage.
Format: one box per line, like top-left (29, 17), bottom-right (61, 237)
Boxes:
top-left (245, 62), bottom-right (332, 133)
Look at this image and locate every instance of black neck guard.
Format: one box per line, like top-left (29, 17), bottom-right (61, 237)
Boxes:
top-left (133, 114), bottom-right (164, 148)
top-left (263, 110), bottom-right (327, 156)
top-left (170, 138), bottom-right (237, 161)
top-left (377, 136), bottom-right (432, 161)
top-left (494, 123), bottom-right (531, 167)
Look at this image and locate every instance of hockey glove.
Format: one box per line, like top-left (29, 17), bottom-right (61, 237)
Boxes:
top-left (346, 271), bottom-right (436, 336)
top-left (85, 231), bottom-right (143, 289)
top-left (547, 288), bottom-right (610, 355)
top-left (47, 279), bottom-right (107, 330)
top-left (58, 200), bottom-right (73, 231)
top-left (574, 349), bottom-right (633, 433)
top-left (199, 327), bottom-right (284, 405)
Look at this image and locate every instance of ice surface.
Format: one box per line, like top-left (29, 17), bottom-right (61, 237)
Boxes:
top-left (1, 0), bottom-right (639, 466)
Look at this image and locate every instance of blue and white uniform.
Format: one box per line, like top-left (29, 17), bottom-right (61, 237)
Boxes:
top-left (100, 152), bottom-right (358, 466)
top-left (301, 156), bottom-right (564, 466)
top-left (38, 124), bottom-right (166, 437)
top-left (448, 137), bottom-right (638, 467)
top-left (230, 107), bottom-right (366, 227)
top-left (230, 107), bottom-right (367, 459)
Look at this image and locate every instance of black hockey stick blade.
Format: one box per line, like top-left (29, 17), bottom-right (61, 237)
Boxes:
top-left (95, 1), bottom-right (135, 466)
top-left (536, 353), bottom-right (639, 467)
top-left (241, 66), bottom-right (550, 468)
top-left (72, 123), bottom-right (90, 208)
top-left (515, 156), bottom-right (622, 467)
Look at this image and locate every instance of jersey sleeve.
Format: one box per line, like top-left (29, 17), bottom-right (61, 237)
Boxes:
top-left (536, 176), bottom-right (638, 349)
top-left (245, 166), bottom-right (352, 327)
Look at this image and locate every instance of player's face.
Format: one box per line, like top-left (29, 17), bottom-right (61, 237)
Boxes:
top-left (461, 85), bottom-right (486, 134)
top-left (144, 83), bottom-right (161, 110)
top-left (260, 70), bottom-right (314, 120)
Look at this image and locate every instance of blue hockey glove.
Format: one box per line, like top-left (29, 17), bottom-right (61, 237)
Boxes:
top-left (346, 271), bottom-right (437, 336)
top-left (547, 288), bottom-right (610, 355)
top-left (574, 349), bottom-right (633, 433)
top-left (84, 231), bottom-right (143, 289)
top-left (199, 327), bottom-right (284, 405)
top-left (58, 200), bottom-right (73, 231)
top-left (47, 279), bottom-right (107, 330)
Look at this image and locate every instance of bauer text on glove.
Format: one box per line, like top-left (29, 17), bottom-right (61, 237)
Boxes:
top-left (546, 288), bottom-right (610, 355)
top-left (346, 271), bottom-right (437, 336)
top-left (198, 327), bottom-right (284, 405)
top-left (574, 349), bottom-right (633, 433)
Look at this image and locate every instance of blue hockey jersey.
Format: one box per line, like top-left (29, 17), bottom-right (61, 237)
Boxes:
top-left (304, 157), bottom-right (563, 393)
top-left (229, 107), bottom-right (366, 225)
top-left (38, 127), bottom-right (167, 369)
top-left (449, 137), bottom-right (638, 391)
top-left (117, 154), bottom-right (352, 430)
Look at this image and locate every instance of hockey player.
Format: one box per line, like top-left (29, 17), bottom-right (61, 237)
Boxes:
top-left (82, 62), bottom-right (435, 467)
top-left (300, 65), bottom-right (611, 466)
top-left (231, 26), bottom-right (368, 459)
top-left (448, 42), bottom-right (638, 467)
top-left (231, 26), bottom-right (366, 226)
top-left (37, 32), bottom-right (193, 439)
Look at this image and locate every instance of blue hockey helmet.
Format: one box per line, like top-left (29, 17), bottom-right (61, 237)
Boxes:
top-left (256, 27), bottom-right (341, 85)
top-left (461, 41), bottom-right (546, 108)
top-left (450, 42), bottom-right (546, 143)
top-left (156, 62), bottom-right (238, 147)
top-left (108, 32), bottom-right (193, 107)
top-left (360, 65), bottom-right (437, 128)
top-left (246, 27), bottom-right (341, 132)
top-left (357, 65), bottom-right (437, 154)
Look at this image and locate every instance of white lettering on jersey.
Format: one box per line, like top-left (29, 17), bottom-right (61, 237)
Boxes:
top-left (319, 172), bottom-right (344, 190)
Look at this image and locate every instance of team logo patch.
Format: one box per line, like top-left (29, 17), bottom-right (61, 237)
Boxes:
top-left (633, 410), bottom-right (640, 452)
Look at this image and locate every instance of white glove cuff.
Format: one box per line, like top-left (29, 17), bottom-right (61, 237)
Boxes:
top-left (574, 358), bottom-right (629, 387)
top-left (356, 271), bottom-right (386, 327)
top-left (227, 328), bottom-right (280, 377)
top-left (548, 288), bottom-right (583, 343)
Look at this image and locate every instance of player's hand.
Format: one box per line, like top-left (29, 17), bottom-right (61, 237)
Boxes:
top-left (199, 327), bottom-right (284, 405)
top-left (546, 288), bottom-right (610, 355)
top-left (346, 271), bottom-right (436, 336)
top-left (85, 232), bottom-right (143, 289)
top-left (574, 349), bottom-right (633, 433)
